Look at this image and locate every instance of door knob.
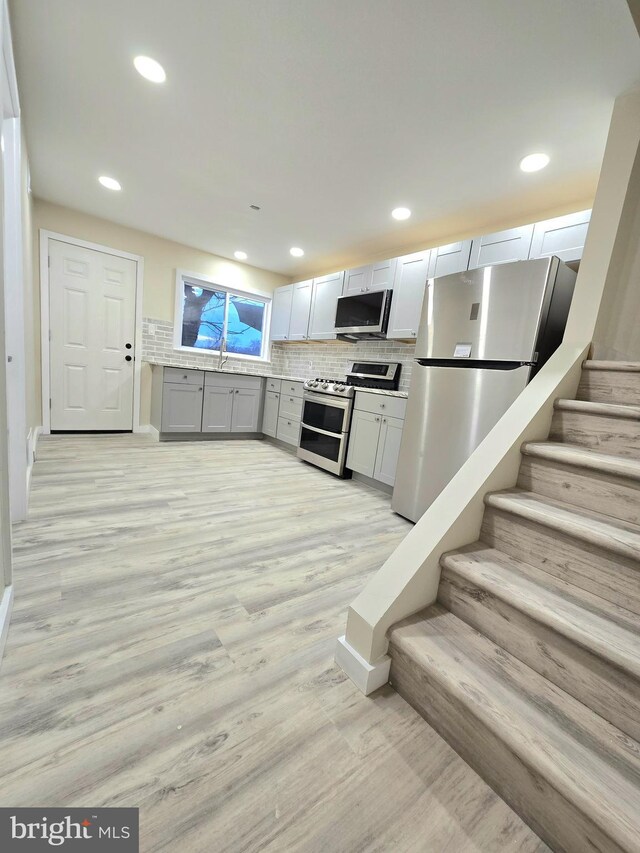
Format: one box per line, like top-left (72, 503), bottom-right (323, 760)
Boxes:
top-left (125, 343), bottom-right (132, 349)
top-left (125, 355), bottom-right (132, 362)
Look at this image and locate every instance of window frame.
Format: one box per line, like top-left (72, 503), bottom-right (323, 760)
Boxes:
top-left (173, 270), bottom-right (272, 362)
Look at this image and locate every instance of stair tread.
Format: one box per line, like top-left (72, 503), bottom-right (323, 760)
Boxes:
top-left (485, 488), bottom-right (640, 561)
top-left (522, 441), bottom-right (640, 481)
top-left (441, 544), bottom-right (640, 677)
top-left (555, 398), bottom-right (640, 420)
top-left (390, 605), bottom-right (640, 850)
top-left (583, 360), bottom-right (640, 373)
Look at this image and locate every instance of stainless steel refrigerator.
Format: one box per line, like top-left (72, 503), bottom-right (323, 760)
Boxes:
top-left (391, 257), bottom-right (576, 522)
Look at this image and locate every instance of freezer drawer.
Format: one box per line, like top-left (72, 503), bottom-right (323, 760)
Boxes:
top-left (391, 364), bottom-right (530, 522)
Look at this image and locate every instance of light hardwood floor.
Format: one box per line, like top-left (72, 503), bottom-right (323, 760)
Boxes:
top-left (1, 435), bottom-right (548, 852)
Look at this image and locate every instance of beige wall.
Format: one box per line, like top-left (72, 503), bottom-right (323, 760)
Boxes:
top-left (30, 199), bottom-right (290, 426)
top-left (21, 128), bottom-right (37, 430)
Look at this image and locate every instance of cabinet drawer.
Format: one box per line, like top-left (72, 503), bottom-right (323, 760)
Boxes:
top-left (265, 377), bottom-right (282, 393)
top-left (277, 416), bottom-right (301, 446)
top-left (281, 380), bottom-right (304, 398)
top-left (279, 394), bottom-right (303, 421)
top-left (163, 367), bottom-right (203, 385)
top-left (203, 372), bottom-right (263, 390)
top-left (354, 392), bottom-right (406, 419)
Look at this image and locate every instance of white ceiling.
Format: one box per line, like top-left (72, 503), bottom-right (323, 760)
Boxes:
top-left (11, 0), bottom-right (640, 276)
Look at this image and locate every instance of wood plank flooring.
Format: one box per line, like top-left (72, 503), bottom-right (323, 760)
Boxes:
top-left (0, 435), bottom-right (548, 852)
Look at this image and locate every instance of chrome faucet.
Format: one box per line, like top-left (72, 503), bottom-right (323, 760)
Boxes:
top-left (218, 336), bottom-right (229, 369)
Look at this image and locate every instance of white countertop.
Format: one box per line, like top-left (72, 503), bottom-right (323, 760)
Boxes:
top-left (144, 359), bottom-right (307, 384)
top-left (354, 387), bottom-right (409, 399)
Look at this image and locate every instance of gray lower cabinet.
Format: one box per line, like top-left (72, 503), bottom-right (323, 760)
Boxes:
top-left (276, 416), bottom-right (301, 445)
top-left (231, 388), bottom-right (262, 431)
top-left (373, 416), bottom-right (404, 486)
top-left (151, 365), bottom-right (263, 437)
top-left (161, 382), bottom-right (204, 432)
top-left (202, 386), bottom-right (234, 432)
top-left (262, 391), bottom-right (280, 437)
top-left (346, 410), bottom-right (380, 478)
top-left (347, 394), bottom-right (406, 487)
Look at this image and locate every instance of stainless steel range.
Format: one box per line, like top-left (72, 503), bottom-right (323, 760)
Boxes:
top-left (297, 361), bottom-right (401, 477)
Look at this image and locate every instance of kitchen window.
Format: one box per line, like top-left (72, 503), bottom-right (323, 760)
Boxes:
top-left (174, 272), bottom-right (271, 360)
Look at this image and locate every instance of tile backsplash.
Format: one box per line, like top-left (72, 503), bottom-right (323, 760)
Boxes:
top-left (142, 317), bottom-right (416, 393)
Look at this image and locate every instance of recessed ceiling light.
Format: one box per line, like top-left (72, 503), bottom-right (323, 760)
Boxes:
top-left (391, 207), bottom-right (411, 220)
top-left (290, 247), bottom-right (304, 257)
top-left (98, 175), bottom-right (122, 191)
top-left (520, 153), bottom-right (550, 173)
top-left (134, 55), bottom-right (166, 83)
top-left (234, 251), bottom-right (248, 261)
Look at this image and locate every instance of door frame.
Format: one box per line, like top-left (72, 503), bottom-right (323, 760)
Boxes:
top-left (39, 229), bottom-right (145, 434)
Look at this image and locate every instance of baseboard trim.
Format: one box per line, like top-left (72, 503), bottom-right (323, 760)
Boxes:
top-left (0, 585), bottom-right (14, 666)
top-left (148, 425), bottom-right (160, 441)
top-left (335, 634), bottom-right (391, 695)
top-left (134, 424), bottom-right (152, 434)
top-left (26, 425), bottom-right (43, 498)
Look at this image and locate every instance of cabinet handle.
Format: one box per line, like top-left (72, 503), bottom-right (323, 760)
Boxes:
top-left (380, 403), bottom-right (386, 409)
top-left (382, 417), bottom-right (387, 423)
top-left (198, 387), bottom-right (203, 391)
top-left (287, 421), bottom-right (292, 426)
top-left (412, 331), bottom-right (416, 336)
top-left (284, 335), bottom-right (288, 340)
top-left (375, 416), bottom-right (380, 422)
top-left (229, 389), bottom-right (234, 394)
top-left (275, 393), bottom-right (279, 398)
top-left (183, 375), bottom-right (188, 379)
top-left (289, 397), bottom-right (294, 401)
top-left (235, 389), bottom-right (239, 394)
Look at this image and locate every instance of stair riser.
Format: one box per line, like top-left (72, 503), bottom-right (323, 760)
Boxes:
top-left (578, 371), bottom-right (640, 405)
top-left (438, 567), bottom-right (640, 742)
top-left (481, 507), bottom-right (640, 615)
top-left (518, 456), bottom-right (640, 525)
top-left (550, 410), bottom-right (640, 459)
top-left (389, 642), bottom-right (627, 853)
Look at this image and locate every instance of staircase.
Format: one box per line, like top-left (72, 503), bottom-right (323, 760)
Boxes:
top-left (388, 360), bottom-right (640, 853)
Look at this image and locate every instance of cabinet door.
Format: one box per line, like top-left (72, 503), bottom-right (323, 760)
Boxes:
top-left (262, 390), bottom-right (279, 437)
top-left (374, 415), bottom-right (404, 486)
top-left (427, 240), bottom-right (472, 279)
top-left (468, 224), bottom-right (534, 269)
top-left (387, 251), bottom-right (431, 339)
top-left (270, 284), bottom-right (294, 341)
top-left (529, 209), bottom-right (591, 263)
top-left (370, 257), bottom-right (398, 292)
top-left (161, 383), bottom-right (204, 432)
top-left (288, 280), bottom-right (312, 340)
top-left (308, 271), bottom-right (345, 340)
top-left (231, 388), bottom-right (261, 432)
top-left (346, 409), bottom-right (380, 478)
top-left (201, 386), bottom-right (233, 432)
top-left (343, 264), bottom-right (373, 295)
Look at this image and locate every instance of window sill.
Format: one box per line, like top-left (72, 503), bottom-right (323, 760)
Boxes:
top-left (173, 346), bottom-right (272, 365)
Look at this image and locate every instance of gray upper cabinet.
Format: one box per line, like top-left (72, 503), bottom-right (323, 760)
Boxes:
top-left (202, 386), bottom-right (234, 432)
top-left (387, 250), bottom-right (431, 339)
top-left (288, 280), bottom-right (313, 340)
top-left (343, 264), bottom-right (373, 295)
top-left (161, 383), bottom-right (204, 433)
top-left (468, 224), bottom-right (534, 270)
top-left (343, 258), bottom-right (398, 296)
top-left (270, 285), bottom-right (293, 341)
top-left (308, 271), bottom-right (345, 340)
top-left (529, 209), bottom-right (592, 263)
top-left (231, 388), bottom-right (261, 432)
top-left (371, 257), bottom-right (398, 291)
top-left (427, 240), bottom-right (473, 279)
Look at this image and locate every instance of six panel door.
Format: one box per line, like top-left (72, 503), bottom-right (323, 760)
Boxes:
top-left (49, 239), bottom-right (137, 430)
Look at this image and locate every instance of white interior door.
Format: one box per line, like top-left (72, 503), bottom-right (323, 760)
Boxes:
top-left (49, 239), bottom-right (137, 431)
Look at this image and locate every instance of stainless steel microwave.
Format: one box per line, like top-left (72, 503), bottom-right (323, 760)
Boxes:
top-left (334, 289), bottom-right (393, 338)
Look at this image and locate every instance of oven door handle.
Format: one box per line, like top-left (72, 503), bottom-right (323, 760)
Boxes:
top-left (300, 422), bottom-right (346, 439)
top-left (302, 391), bottom-right (352, 411)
